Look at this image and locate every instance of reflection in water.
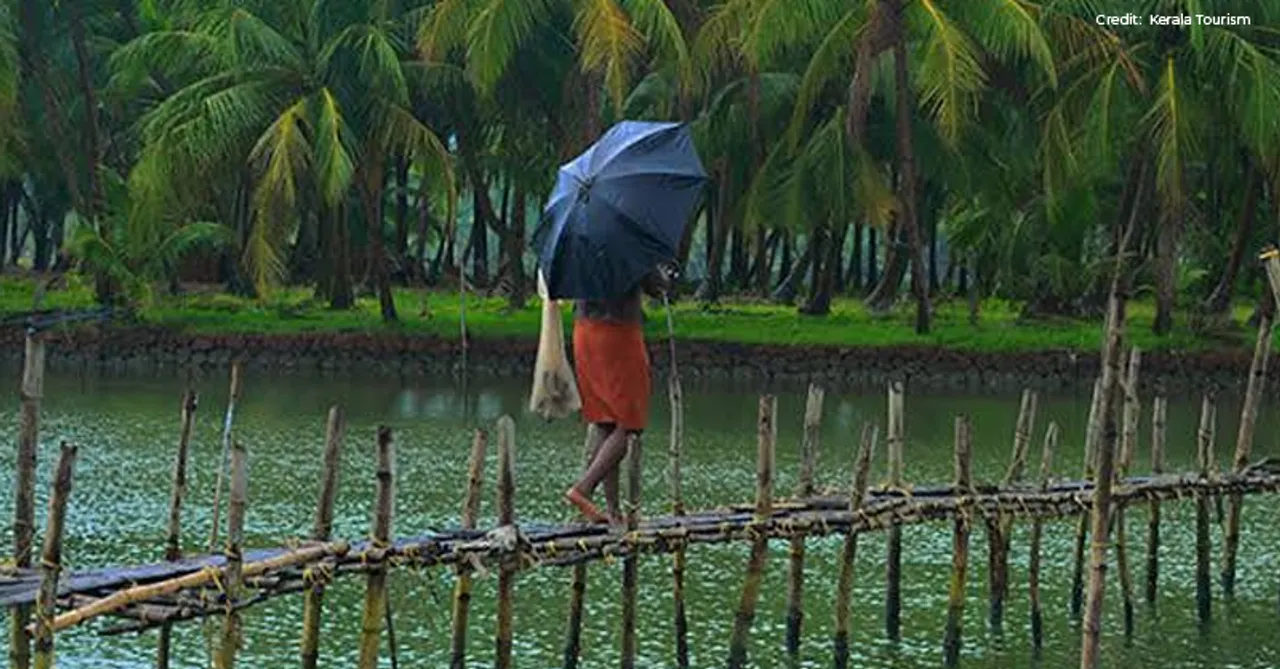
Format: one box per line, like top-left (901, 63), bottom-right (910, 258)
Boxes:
top-left (0, 370), bottom-right (1277, 669)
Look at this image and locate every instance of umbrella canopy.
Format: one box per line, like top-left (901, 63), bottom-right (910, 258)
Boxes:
top-left (534, 121), bottom-right (708, 300)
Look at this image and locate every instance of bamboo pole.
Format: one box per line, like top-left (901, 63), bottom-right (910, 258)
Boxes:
top-left (1223, 249), bottom-right (1280, 597)
top-left (1114, 347), bottom-right (1140, 636)
top-left (1079, 292), bottom-right (1127, 669)
top-left (562, 426), bottom-right (595, 669)
top-left (1196, 395), bottom-right (1216, 624)
top-left (1145, 393), bottom-right (1166, 607)
top-left (9, 332), bottom-right (45, 669)
top-left (300, 406), bottom-right (347, 669)
top-left (1029, 422), bottom-right (1059, 651)
top-left (158, 390), bottom-right (199, 669)
top-left (45, 541), bottom-right (350, 634)
top-left (668, 375), bottom-right (689, 669)
top-left (208, 361), bottom-right (244, 552)
top-left (785, 383), bottom-right (824, 658)
top-left (988, 388), bottom-right (1037, 633)
top-left (726, 395), bottom-right (777, 669)
top-left (495, 416), bottom-right (517, 669)
top-left (1071, 376), bottom-right (1104, 620)
top-left (833, 424), bottom-right (877, 669)
top-left (31, 444), bottom-right (77, 669)
top-left (449, 429), bottom-right (488, 669)
top-left (942, 415), bottom-right (973, 667)
top-left (884, 380), bottom-right (905, 642)
top-left (356, 427), bottom-right (396, 669)
top-left (214, 442), bottom-right (248, 669)
top-left (621, 432), bottom-right (643, 669)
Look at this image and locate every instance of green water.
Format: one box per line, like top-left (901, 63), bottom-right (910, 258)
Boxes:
top-left (2, 372), bottom-right (1279, 669)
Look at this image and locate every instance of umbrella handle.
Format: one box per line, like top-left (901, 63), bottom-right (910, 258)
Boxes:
top-left (662, 292), bottom-right (678, 381)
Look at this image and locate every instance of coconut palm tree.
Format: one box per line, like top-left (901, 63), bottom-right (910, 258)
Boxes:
top-left (771, 0), bottom-right (1059, 332)
top-left (117, 0), bottom-right (455, 319)
top-left (1041, 0), bottom-right (1280, 334)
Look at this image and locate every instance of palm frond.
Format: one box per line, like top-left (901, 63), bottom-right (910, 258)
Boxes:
top-left (621, 0), bottom-right (693, 96)
top-left (739, 0), bottom-right (845, 69)
top-left (575, 0), bottom-right (644, 115)
top-left (787, 6), bottom-right (863, 147)
top-left (224, 8), bottom-right (305, 70)
top-left (247, 97), bottom-right (313, 296)
top-left (417, 0), bottom-right (477, 60)
top-left (311, 87), bottom-right (357, 207)
top-left (1143, 56), bottom-right (1196, 223)
top-left (957, 0), bottom-right (1057, 87)
top-left (909, 0), bottom-right (987, 145)
top-left (376, 103), bottom-right (458, 231)
top-left (108, 30), bottom-right (226, 84)
top-left (1202, 27), bottom-right (1280, 155)
top-left (466, 0), bottom-right (551, 95)
top-left (691, 1), bottom-right (746, 83)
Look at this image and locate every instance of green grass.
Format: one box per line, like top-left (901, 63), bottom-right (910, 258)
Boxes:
top-left (0, 274), bottom-right (1265, 353)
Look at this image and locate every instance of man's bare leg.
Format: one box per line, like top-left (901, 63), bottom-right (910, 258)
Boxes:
top-left (573, 426), bottom-right (628, 497)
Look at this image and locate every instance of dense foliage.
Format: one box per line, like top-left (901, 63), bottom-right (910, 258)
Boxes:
top-left (1, 0), bottom-right (1278, 337)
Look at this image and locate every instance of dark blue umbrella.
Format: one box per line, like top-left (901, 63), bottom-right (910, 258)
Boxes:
top-left (535, 121), bottom-right (709, 300)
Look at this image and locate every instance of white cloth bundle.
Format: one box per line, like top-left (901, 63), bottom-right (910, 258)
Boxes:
top-left (528, 270), bottom-right (581, 420)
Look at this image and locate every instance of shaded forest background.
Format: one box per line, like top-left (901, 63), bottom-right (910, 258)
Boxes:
top-left (1, 0), bottom-right (1279, 337)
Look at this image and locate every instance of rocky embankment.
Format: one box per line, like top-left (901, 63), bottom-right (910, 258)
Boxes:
top-left (0, 325), bottom-right (1266, 395)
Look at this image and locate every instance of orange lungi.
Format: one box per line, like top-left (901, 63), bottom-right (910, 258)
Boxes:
top-left (572, 316), bottom-right (651, 431)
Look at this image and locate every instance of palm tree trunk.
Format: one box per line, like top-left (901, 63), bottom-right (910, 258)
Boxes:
top-left (1153, 207), bottom-right (1181, 335)
top-left (0, 184), bottom-right (9, 266)
top-left (802, 223), bottom-right (844, 315)
top-left (831, 222), bottom-right (848, 294)
top-left (772, 236), bottom-right (813, 303)
top-left (697, 170), bottom-right (730, 302)
top-left (752, 229), bottom-right (771, 295)
top-left (891, 33), bottom-right (931, 334)
top-left (778, 232), bottom-right (792, 288)
top-left (68, 1), bottom-right (101, 219)
top-left (469, 188), bottom-right (489, 286)
top-left (330, 204), bottom-right (355, 310)
top-left (360, 166), bottom-right (397, 321)
top-left (867, 225), bottom-right (879, 290)
top-left (866, 223), bottom-right (906, 309)
top-left (1203, 162), bottom-right (1260, 315)
top-left (395, 155), bottom-right (410, 261)
top-left (848, 221), bottom-right (863, 292)
top-left (501, 182), bottom-right (528, 310)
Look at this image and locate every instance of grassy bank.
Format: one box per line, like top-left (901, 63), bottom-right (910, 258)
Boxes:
top-left (0, 275), bottom-right (1262, 353)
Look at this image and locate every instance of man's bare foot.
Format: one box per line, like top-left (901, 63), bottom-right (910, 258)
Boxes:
top-left (564, 488), bottom-right (609, 524)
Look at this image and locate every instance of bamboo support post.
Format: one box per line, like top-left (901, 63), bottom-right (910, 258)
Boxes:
top-left (31, 444), bottom-right (77, 669)
top-left (563, 426), bottom-right (595, 669)
top-left (1114, 347), bottom-right (1140, 636)
top-left (1223, 249), bottom-right (1280, 597)
top-left (988, 388), bottom-right (1037, 633)
top-left (1079, 293), bottom-right (1127, 669)
top-left (1071, 376), bottom-right (1104, 620)
top-left (356, 427), bottom-right (396, 669)
top-left (668, 375), bottom-right (689, 669)
top-left (158, 390), bottom-right (199, 669)
top-left (449, 428), bottom-right (487, 669)
top-left (214, 442), bottom-right (248, 669)
top-left (9, 332), bottom-right (45, 669)
top-left (785, 383), bottom-right (824, 658)
top-left (726, 395), bottom-right (777, 669)
top-left (942, 416), bottom-right (973, 667)
top-left (1145, 393), bottom-right (1166, 607)
top-left (833, 424), bottom-right (876, 669)
top-left (300, 406), bottom-right (347, 669)
top-left (208, 362), bottom-right (244, 552)
top-left (884, 380), bottom-right (905, 642)
top-left (1196, 395), bottom-right (1216, 624)
top-left (495, 417), bottom-right (517, 669)
top-left (1029, 422), bottom-right (1059, 651)
top-left (621, 432), bottom-right (643, 669)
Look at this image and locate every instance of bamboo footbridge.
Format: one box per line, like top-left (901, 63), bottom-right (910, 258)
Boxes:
top-left (7, 288), bottom-right (1280, 669)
